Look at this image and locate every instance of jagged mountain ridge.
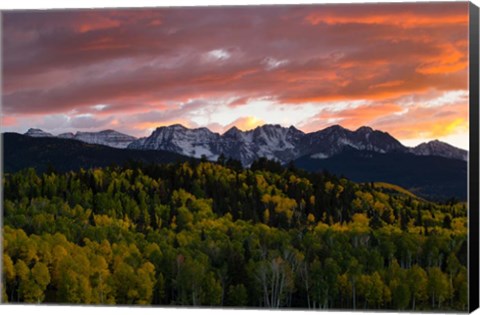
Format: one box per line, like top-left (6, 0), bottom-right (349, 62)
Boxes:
top-left (129, 125), bottom-right (222, 159)
top-left (128, 124), bottom-right (467, 165)
top-left (296, 125), bottom-right (406, 159)
top-left (225, 125), bottom-right (305, 164)
top-left (128, 124), bottom-right (307, 164)
top-left (24, 125), bottom-right (468, 165)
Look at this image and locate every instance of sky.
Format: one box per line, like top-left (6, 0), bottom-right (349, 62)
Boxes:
top-left (1, 2), bottom-right (471, 149)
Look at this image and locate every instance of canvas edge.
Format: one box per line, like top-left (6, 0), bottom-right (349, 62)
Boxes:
top-left (0, 2), bottom-right (477, 313)
top-left (469, 1), bottom-right (480, 313)
top-left (0, 10), bottom-right (5, 305)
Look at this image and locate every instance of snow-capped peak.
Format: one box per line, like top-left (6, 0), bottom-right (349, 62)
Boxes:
top-left (410, 140), bottom-right (467, 161)
top-left (24, 128), bottom-right (54, 138)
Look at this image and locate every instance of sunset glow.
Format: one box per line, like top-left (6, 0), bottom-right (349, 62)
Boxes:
top-left (1, 3), bottom-right (470, 149)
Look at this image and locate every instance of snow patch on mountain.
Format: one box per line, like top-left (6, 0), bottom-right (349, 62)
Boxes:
top-left (310, 153), bottom-right (329, 159)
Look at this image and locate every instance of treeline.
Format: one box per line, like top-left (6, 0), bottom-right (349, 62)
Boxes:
top-left (2, 159), bottom-right (468, 310)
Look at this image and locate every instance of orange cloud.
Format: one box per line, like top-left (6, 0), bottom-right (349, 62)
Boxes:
top-left (76, 10), bottom-right (164, 33)
top-left (305, 8), bottom-right (468, 28)
top-left (369, 80), bottom-right (405, 90)
top-left (373, 103), bottom-right (468, 141)
top-left (416, 43), bottom-right (467, 75)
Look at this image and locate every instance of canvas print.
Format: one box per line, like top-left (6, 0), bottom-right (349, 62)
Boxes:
top-left (0, 2), bottom-right (477, 312)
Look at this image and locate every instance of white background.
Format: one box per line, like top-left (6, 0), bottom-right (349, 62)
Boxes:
top-left (0, 0), bottom-right (479, 315)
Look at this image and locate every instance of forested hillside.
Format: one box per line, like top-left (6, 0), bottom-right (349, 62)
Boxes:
top-left (294, 149), bottom-right (467, 201)
top-left (3, 133), bottom-right (192, 173)
top-left (2, 159), bottom-right (468, 310)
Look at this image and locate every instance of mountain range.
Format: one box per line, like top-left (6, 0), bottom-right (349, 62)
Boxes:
top-left (6, 124), bottom-right (468, 201)
top-left (24, 124), bottom-right (468, 165)
top-left (25, 128), bottom-right (136, 149)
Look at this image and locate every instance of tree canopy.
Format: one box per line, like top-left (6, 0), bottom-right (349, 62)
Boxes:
top-left (2, 160), bottom-right (468, 310)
